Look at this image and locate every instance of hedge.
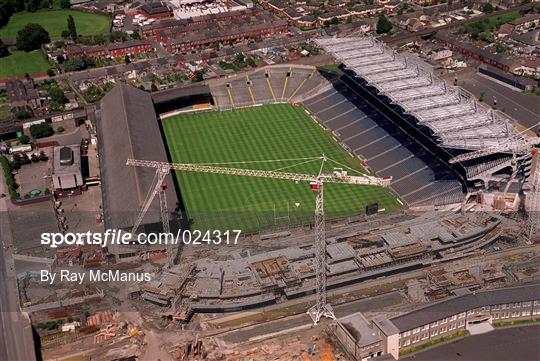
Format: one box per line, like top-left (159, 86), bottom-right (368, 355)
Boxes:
top-left (0, 156), bottom-right (20, 199)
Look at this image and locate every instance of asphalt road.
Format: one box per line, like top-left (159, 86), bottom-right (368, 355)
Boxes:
top-left (412, 325), bottom-right (540, 361)
top-left (0, 174), bottom-right (37, 361)
top-left (219, 291), bottom-right (404, 345)
top-left (457, 71), bottom-right (540, 133)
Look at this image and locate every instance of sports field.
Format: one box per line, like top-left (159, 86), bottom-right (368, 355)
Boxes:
top-left (0, 9), bottom-right (110, 40)
top-left (162, 104), bottom-right (400, 231)
top-left (0, 50), bottom-right (51, 79)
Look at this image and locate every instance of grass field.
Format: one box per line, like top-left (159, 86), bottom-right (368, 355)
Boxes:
top-left (162, 104), bottom-right (400, 231)
top-left (0, 9), bottom-right (110, 40)
top-left (0, 50), bottom-right (51, 79)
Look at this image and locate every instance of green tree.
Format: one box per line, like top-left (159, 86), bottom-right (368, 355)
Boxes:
top-left (18, 134), bottom-right (30, 144)
top-left (59, 0), bottom-right (70, 8)
top-left (63, 56), bottom-right (94, 72)
top-left (15, 110), bottom-right (31, 119)
top-left (192, 70), bottom-right (204, 83)
top-left (67, 15), bottom-right (77, 41)
top-left (29, 122), bottom-right (53, 138)
top-left (0, 39), bottom-right (9, 57)
top-left (49, 86), bottom-right (67, 105)
top-left (376, 14), bottom-right (392, 34)
top-left (479, 31), bottom-right (494, 43)
top-left (16, 23), bottom-right (50, 51)
top-left (482, 3), bottom-right (494, 13)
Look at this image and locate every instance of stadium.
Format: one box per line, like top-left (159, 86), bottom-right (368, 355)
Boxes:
top-left (97, 41), bottom-right (537, 234)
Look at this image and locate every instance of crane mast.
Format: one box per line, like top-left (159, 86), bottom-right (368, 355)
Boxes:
top-left (126, 156), bottom-right (391, 324)
top-left (526, 156), bottom-right (540, 243)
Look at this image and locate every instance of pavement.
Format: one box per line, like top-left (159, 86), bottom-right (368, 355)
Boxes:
top-left (454, 70), bottom-right (540, 133)
top-left (412, 325), bottom-right (540, 361)
top-left (0, 173), bottom-right (37, 361)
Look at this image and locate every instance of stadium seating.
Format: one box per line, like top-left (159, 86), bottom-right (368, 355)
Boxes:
top-left (209, 66), bottom-right (466, 207)
top-left (302, 75), bottom-right (465, 207)
top-left (209, 65), bottom-right (327, 109)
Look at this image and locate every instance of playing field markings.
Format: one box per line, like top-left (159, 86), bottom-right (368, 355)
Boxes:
top-left (162, 104), bottom-right (400, 230)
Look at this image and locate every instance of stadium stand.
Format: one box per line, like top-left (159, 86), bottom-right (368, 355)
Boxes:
top-left (302, 79), bottom-right (465, 207)
top-left (209, 65), bottom-right (328, 109)
top-left (209, 64), bottom-right (469, 206)
top-left (98, 83), bottom-right (179, 231)
top-left (315, 37), bottom-right (539, 205)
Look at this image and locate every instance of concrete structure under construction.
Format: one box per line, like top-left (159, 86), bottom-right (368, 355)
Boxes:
top-left (140, 212), bottom-right (510, 320)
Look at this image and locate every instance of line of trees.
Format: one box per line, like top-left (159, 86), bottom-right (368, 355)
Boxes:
top-left (0, 0), bottom-right (52, 27)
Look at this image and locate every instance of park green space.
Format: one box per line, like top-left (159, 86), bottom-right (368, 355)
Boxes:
top-left (0, 9), bottom-right (110, 40)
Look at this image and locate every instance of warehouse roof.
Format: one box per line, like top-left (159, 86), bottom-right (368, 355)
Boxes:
top-left (389, 283), bottom-right (540, 332)
top-left (98, 82), bottom-right (178, 231)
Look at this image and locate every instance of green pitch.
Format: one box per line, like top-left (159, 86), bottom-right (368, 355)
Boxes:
top-left (0, 9), bottom-right (110, 40)
top-left (0, 50), bottom-right (51, 79)
top-left (162, 104), bottom-right (400, 231)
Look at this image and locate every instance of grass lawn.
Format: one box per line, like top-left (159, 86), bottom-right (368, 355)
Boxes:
top-left (162, 104), bottom-right (401, 231)
top-left (0, 9), bottom-right (110, 40)
top-left (0, 50), bottom-right (51, 79)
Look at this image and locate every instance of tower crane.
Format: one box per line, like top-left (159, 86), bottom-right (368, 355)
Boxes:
top-left (126, 156), bottom-right (391, 324)
top-left (525, 156), bottom-right (540, 244)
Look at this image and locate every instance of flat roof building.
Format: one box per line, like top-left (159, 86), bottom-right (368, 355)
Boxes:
top-left (354, 283), bottom-right (540, 359)
top-left (52, 145), bottom-right (84, 191)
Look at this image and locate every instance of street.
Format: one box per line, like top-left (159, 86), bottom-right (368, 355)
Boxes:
top-left (0, 172), bottom-right (37, 361)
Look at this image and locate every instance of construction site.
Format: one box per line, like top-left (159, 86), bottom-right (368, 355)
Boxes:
top-left (3, 36), bottom-right (539, 361)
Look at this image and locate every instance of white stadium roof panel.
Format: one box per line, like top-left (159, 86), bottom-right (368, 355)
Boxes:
top-left (315, 36), bottom-right (533, 153)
